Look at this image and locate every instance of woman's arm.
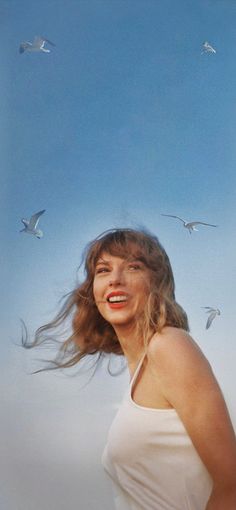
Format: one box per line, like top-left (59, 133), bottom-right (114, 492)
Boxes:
top-left (148, 327), bottom-right (236, 510)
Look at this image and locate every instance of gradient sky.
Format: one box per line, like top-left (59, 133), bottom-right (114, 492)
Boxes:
top-left (1, 1), bottom-right (236, 508)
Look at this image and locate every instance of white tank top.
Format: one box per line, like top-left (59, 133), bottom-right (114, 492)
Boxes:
top-left (102, 352), bottom-right (213, 510)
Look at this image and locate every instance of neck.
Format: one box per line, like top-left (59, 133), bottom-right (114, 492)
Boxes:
top-left (113, 323), bottom-right (146, 366)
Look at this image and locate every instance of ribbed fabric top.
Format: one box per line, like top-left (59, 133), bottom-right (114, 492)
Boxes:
top-left (102, 352), bottom-right (213, 510)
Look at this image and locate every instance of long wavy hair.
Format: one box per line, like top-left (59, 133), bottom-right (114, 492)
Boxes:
top-left (22, 228), bottom-right (189, 372)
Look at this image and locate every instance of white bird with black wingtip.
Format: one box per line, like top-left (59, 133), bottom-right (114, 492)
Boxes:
top-left (201, 41), bottom-right (216, 54)
top-left (202, 307), bottom-right (221, 330)
top-left (20, 210), bottom-right (46, 239)
top-left (19, 36), bottom-right (55, 54)
top-left (161, 214), bottom-right (218, 234)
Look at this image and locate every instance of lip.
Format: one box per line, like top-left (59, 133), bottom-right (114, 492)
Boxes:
top-left (106, 291), bottom-right (129, 300)
top-left (106, 291), bottom-right (129, 309)
top-left (107, 301), bottom-right (128, 309)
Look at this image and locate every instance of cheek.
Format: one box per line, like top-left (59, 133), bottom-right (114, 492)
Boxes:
top-left (139, 282), bottom-right (151, 304)
top-left (94, 299), bottom-right (107, 321)
top-left (133, 274), bottom-right (151, 293)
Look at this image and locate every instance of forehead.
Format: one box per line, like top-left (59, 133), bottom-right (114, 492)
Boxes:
top-left (96, 252), bottom-right (139, 264)
top-left (95, 241), bottom-right (146, 263)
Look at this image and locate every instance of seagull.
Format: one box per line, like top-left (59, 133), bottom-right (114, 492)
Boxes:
top-left (20, 210), bottom-right (46, 239)
top-left (202, 307), bottom-right (221, 329)
top-left (19, 36), bottom-right (55, 54)
top-left (201, 41), bottom-right (216, 54)
top-left (161, 214), bottom-right (218, 234)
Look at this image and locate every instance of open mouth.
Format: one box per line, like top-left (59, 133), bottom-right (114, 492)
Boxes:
top-left (107, 295), bottom-right (128, 303)
top-left (106, 292), bottom-right (129, 304)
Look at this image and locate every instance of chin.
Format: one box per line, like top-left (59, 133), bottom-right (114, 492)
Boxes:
top-left (108, 315), bottom-right (137, 329)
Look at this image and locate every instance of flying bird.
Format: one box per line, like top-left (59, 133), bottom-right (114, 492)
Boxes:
top-left (202, 307), bottom-right (221, 330)
top-left (19, 36), bottom-right (55, 54)
top-left (201, 41), bottom-right (216, 54)
top-left (20, 210), bottom-right (46, 239)
top-left (161, 214), bottom-right (218, 234)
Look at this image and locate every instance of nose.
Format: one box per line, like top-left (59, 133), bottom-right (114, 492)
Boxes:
top-left (108, 268), bottom-right (124, 287)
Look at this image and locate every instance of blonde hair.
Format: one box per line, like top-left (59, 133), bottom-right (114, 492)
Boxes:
top-left (22, 228), bottom-right (189, 371)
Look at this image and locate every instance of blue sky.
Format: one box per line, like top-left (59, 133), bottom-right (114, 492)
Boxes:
top-left (1, 1), bottom-right (236, 508)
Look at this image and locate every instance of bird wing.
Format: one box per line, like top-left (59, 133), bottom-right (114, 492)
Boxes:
top-left (208, 45), bottom-right (215, 52)
top-left (19, 42), bottom-right (31, 53)
top-left (206, 311), bottom-right (217, 329)
top-left (188, 221), bottom-right (218, 227)
top-left (33, 36), bottom-right (46, 48)
top-left (161, 214), bottom-right (185, 224)
top-left (29, 209), bottom-right (46, 229)
top-left (21, 218), bottom-right (29, 227)
top-left (36, 36), bottom-right (56, 47)
top-left (203, 42), bottom-right (216, 53)
top-left (44, 37), bottom-right (56, 46)
top-left (33, 35), bottom-right (56, 49)
top-left (202, 306), bottom-right (214, 311)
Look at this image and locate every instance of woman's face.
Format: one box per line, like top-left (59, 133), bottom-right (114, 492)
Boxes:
top-left (93, 251), bottom-right (151, 331)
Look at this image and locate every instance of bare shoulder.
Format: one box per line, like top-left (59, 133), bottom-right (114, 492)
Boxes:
top-left (147, 326), bottom-right (213, 379)
top-left (148, 326), bottom-right (206, 360)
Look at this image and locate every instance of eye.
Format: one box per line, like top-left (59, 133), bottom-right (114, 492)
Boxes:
top-left (128, 263), bottom-right (142, 271)
top-left (95, 267), bottom-right (110, 274)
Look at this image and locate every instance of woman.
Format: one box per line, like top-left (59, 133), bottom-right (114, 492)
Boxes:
top-left (25, 228), bottom-right (236, 510)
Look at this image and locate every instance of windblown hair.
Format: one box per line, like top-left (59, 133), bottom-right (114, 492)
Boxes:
top-left (22, 228), bottom-right (189, 371)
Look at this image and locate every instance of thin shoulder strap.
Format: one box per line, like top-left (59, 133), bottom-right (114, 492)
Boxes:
top-left (129, 350), bottom-right (147, 386)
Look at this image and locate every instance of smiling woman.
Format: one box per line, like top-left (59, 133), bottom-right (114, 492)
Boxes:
top-left (22, 228), bottom-right (188, 368)
top-left (94, 255), bottom-right (151, 329)
top-left (22, 227), bottom-right (236, 510)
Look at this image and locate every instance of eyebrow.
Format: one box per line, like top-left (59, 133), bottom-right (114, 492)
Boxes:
top-left (95, 259), bottom-right (111, 267)
top-left (95, 257), bottom-right (145, 267)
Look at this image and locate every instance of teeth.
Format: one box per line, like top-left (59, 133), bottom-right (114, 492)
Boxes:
top-left (108, 296), bottom-right (127, 303)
